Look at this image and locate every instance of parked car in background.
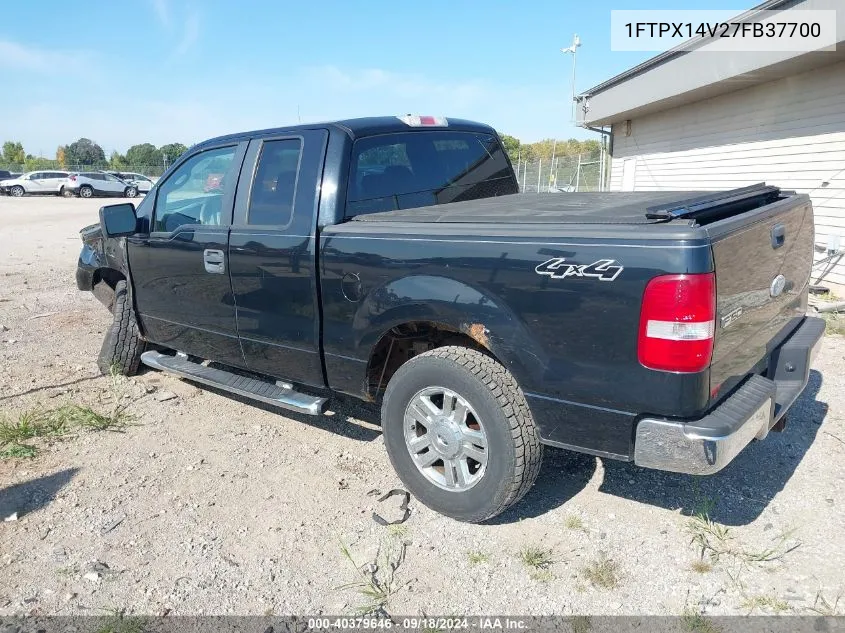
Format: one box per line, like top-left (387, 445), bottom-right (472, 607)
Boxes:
top-left (106, 171), bottom-right (154, 194)
top-left (0, 170), bottom-right (15, 181)
top-left (63, 172), bottom-right (137, 198)
top-left (0, 171), bottom-right (70, 196)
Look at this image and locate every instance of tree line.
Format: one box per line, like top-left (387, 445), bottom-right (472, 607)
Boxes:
top-left (1, 139), bottom-right (189, 173)
top-left (499, 135), bottom-right (601, 164)
top-left (2, 133), bottom-right (602, 174)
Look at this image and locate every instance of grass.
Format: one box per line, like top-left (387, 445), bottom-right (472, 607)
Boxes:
top-left (741, 594), bottom-right (790, 614)
top-left (690, 560), bottom-right (713, 574)
top-left (0, 368), bottom-right (136, 459)
top-left (822, 312), bottom-right (845, 336)
top-left (518, 546), bottom-right (554, 571)
top-left (686, 502), bottom-right (800, 566)
top-left (808, 590), bottom-right (843, 616)
top-left (0, 408), bottom-right (69, 444)
top-left (93, 609), bottom-right (146, 633)
top-left (581, 554), bottom-right (619, 589)
top-left (56, 565), bottom-right (79, 577)
top-left (55, 403), bottom-right (133, 432)
top-left (681, 607), bottom-right (721, 633)
top-left (0, 408), bottom-right (72, 458)
top-left (528, 569), bottom-right (555, 582)
top-left (466, 550), bottom-right (490, 565)
top-left (386, 524), bottom-right (409, 539)
top-left (564, 515), bottom-right (585, 531)
top-left (568, 616), bottom-right (592, 633)
top-left (686, 501), bottom-right (734, 564)
top-left (0, 443), bottom-right (38, 458)
top-left (337, 538), bottom-right (407, 616)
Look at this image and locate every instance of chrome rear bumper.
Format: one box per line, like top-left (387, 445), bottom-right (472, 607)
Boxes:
top-left (634, 317), bottom-right (824, 475)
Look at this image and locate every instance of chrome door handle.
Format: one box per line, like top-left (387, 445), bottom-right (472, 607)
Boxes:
top-left (203, 249), bottom-right (225, 274)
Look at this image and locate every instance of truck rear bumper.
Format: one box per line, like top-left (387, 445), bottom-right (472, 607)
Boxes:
top-left (634, 316), bottom-right (824, 475)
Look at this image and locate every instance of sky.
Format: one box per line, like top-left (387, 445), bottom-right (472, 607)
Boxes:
top-left (1, 0), bottom-right (749, 157)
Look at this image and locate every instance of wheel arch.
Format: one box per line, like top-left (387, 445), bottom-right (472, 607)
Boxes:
top-left (355, 275), bottom-right (547, 400)
top-left (91, 267), bottom-right (126, 311)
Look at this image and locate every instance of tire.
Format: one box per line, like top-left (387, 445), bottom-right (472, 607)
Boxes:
top-left (10, 185), bottom-right (24, 197)
top-left (97, 280), bottom-right (145, 376)
top-left (381, 345), bottom-right (542, 522)
top-left (60, 187), bottom-right (73, 198)
top-left (79, 185), bottom-right (93, 198)
top-left (124, 186), bottom-right (137, 198)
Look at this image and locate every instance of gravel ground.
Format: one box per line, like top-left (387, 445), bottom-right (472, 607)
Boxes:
top-left (0, 195), bottom-right (843, 618)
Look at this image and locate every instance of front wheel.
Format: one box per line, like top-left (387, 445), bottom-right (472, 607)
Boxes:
top-left (10, 185), bottom-right (24, 197)
top-left (381, 346), bottom-right (542, 523)
top-left (97, 280), bottom-right (145, 376)
top-left (124, 186), bottom-right (137, 198)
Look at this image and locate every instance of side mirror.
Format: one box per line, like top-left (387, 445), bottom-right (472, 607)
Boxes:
top-left (99, 203), bottom-right (137, 238)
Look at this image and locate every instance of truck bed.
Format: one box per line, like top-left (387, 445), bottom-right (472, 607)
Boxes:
top-left (325, 184), bottom-right (814, 458)
top-left (352, 186), bottom-right (784, 226)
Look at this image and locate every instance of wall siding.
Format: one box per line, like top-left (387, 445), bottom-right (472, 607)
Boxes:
top-left (609, 60), bottom-right (845, 288)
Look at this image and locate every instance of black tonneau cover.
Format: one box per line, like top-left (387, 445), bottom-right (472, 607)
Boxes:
top-left (352, 185), bottom-right (783, 225)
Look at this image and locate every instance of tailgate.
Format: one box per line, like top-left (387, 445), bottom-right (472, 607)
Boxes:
top-left (707, 193), bottom-right (814, 399)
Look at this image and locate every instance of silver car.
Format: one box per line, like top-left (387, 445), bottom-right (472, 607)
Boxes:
top-left (0, 171), bottom-right (70, 196)
top-left (63, 172), bottom-right (138, 198)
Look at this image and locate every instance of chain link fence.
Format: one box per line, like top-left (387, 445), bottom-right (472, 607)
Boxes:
top-left (0, 163), bottom-right (166, 178)
top-left (512, 150), bottom-right (608, 193)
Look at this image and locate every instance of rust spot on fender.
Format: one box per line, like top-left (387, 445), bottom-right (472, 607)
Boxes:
top-left (464, 323), bottom-right (490, 349)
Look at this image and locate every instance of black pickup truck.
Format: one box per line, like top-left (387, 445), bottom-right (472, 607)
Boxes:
top-left (77, 115), bottom-right (823, 522)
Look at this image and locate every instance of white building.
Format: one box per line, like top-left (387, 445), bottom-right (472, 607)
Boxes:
top-left (576, 0), bottom-right (845, 289)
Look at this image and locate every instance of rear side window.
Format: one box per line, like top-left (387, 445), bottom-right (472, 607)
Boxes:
top-left (247, 138), bottom-right (302, 226)
top-left (346, 131), bottom-right (516, 217)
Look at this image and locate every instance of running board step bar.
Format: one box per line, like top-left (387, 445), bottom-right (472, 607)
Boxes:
top-left (140, 351), bottom-right (327, 416)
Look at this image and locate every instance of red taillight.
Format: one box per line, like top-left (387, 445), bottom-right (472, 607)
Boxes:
top-left (69, 175), bottom-right (76, 181)
top-left (638, 273), bottom-right (716, 373)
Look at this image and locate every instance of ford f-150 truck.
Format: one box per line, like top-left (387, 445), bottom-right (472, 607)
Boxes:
top-left (77, 115), bottom-right (824, 522)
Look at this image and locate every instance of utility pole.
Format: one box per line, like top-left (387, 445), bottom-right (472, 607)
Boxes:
top-left (561, 34), bottom-right (581, 123)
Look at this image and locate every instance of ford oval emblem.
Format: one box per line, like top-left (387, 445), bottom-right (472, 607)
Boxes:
top-left (770, 274), bottom-right (786, 298)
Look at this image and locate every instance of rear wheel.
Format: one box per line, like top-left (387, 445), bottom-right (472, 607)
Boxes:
top-left (97, 280), bottom-right (145, 376)
top-left (79, 185), bottom-right (93, 198)
top-left (124, 186), bottom-right (137, 198)
top-left (60, 187), bottom-right (73, 198)
top-left (381, 346), bottom-right (542, 522)
top-left (10, 185), bottom-right (24, 197)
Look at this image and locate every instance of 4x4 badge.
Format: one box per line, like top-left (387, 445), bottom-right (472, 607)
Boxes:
top-left (535, 258), bottom-right (623, 282)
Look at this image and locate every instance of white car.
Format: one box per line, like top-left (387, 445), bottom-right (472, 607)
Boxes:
top-left (0, 171), bottom-right (70, 197)
top-left (63, 172), bottom-right (138, 198)
top-left (107, 171), bottom-right (154, 194)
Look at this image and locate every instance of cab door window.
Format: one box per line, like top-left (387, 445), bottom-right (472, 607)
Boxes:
top-left (153, 146), bottom-right (236, 232)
